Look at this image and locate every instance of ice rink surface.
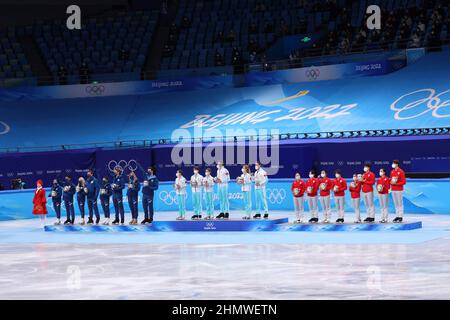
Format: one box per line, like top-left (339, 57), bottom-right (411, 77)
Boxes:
top-left (0, 211), bottom-right (450, 299)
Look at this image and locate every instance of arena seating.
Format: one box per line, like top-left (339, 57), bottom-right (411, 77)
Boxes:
top-left (1, 0), bottom-right (450, 82)
top-left (160, 0), bottom-right (450, 71)
top-left (31, 10), bottom-right (159, 81)
top-left (0, 28), bottom-right (32, 80)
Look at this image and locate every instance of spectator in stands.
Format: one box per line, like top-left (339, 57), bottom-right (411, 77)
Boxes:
top-left (249, 22), bottom-right (258, 34)
top-left (264, 20), bottom-right (274, 33)
top-left (79, 62), bottom-right (90, 84)
top-left (163, 44), bottom-right (173, 57)
top-left (181, 16), bottom-right (191, 28)
top-left (169, 23), bottom-right (178, 36)
top-left (216, 31), bottom-right (225, 43)
top-left (119, 48), bottom-right (129, 61)
top-left (214, 50), bottom-right (224, 66)
top-left (227, 29), bottom-right (236, 42)
top-left (409, 32), bottom-right (421, 48)
top-left (57, 66), bottom-right (68, 85)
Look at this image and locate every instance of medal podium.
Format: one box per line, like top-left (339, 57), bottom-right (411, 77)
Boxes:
top-left (43, 218), bottom-right (421, 232)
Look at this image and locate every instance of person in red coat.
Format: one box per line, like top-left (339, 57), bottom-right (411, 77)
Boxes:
top-left (377, 168), bottom-right (391, 223)
top-left (306, 170), bottom-right (320, 223)
top-left (318, 170), bottom-right (332, 223)
top-left (33, 179), bottom-right (48, 226)
top-left (291, 172), bottom-right (306, 223)
top-left (332, 169), bottom-right (347, 223)
top-left (349, 173), bottom-right (362, 223)
top-left (361, 163), bottom-right (376, 223)
top-left (390, 159), bottom-right (406, 223)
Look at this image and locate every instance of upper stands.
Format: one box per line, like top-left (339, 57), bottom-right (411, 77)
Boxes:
top-left (0, 27), bottom-right (32, 80)
top-left (1, 0), bottom-right (450, 84)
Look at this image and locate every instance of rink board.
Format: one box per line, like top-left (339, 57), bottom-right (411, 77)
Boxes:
top-left (44, 217), bottom-right (289, 232)
top-left (275, 221), bottom-right (422, 231)
top-left (43, 219), bottom-right (422, 232)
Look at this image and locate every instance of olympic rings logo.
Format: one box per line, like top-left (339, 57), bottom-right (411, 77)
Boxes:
top-left (85, 85), bottom-right (105, 96)
top-left (305, 68), bottom-right (320, 80)
top-left (205, 222), bottom-right (215, 228)
top-left (159, 190), bottom-right (178, 205)
top-left (267, 188), bottom-right (286, 204)
top-left (107, 160), bottom-right (138, 172)
top-left (0, 121), bottom-right (10, 135)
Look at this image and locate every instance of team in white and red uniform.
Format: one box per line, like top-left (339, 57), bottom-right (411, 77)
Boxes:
top-left (289, 160), bottom-right (406, 224)
top-left (332, 169), bottom-right (347, 223)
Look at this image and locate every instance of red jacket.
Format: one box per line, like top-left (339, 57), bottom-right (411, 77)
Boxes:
top-left (318, 177), bottom-right (332, 196)
top-left (377, 176), bottom-right (391, 194)
top-left (390, 167), bottom-right (406, 191)
top-left (362, 171), bottom-right (375, 193)
top-left (306, 178), bottom-right (319, 197)
top-left (32, 188), bottom-right (48, 215)
top-left (291, 179), bottom-right (306, 197)
top-left (332, 178), bottom-right (347, 197)
top-left (348, 180), bottom-right (361, 199)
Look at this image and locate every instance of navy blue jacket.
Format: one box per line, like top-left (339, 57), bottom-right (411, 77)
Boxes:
top-left (100, 181), bottom-right (112, 201)
top-left (112, 174), bottom-right (125, 198)
top-left (142, 174), bottom-right (159, 196)
top-left (62, 181), bottom-right (76, 201)
top-left (127, 176), bottom-right (141, 197)
top-left (76, 183), bottom-right (87, 201)
top-left (86, 176), bottom-right (100, 200)
top-left (49, 184), bottom-right (63, 201)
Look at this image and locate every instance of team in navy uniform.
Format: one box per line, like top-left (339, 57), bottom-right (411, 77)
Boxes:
top-left (99, 176), bottom-right (112, 225)
top-left (62, 175), bottom-right (76, 225)
top-left (142, 166), bottom-right (159, 224)
top-left (127, 171), bottom-right (140, 225)
top-left (85, 169), bottom-right (101, 224)
top-left (49, 179), bottom-right (63, 225)
top-left (76, 177), bottom-right (87, 225)
top-left (111, 167), bottom-right (126, 225)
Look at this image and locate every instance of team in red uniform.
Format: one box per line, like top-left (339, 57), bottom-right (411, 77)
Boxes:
top-left (377, 168), bottom-right (391, 223)
top-left (348, 174), bottom-right (362, 223)
top-left (291, 172), bottom-right (306, 223)
top-left (332, 169), bottom-right (347, 223)
top-left (390, 159), bottom-right (406, 223)
top-left (318, 170), bottom-right (333, 223)
top-left (361, 163), bottom-right (376, 223)
top-left (306, 171), bottom-right (320, 223)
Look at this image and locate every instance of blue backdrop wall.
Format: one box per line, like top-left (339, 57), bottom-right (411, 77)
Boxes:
top-left (1, 135), bottom-right (450, 189)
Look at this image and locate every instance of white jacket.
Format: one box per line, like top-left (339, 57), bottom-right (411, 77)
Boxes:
top-left (239, 173), bottom-right (252, 192)
top-left (215, 167), bottom-right (230, 185)
top-left (190, 174), bottom-right (203, 193)
top-left (203, 175), bottom-right (215, 193)
top-left (174, 176), bottom-right (187, 195)
top-left (253, 168), bottom-right (268, 190)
